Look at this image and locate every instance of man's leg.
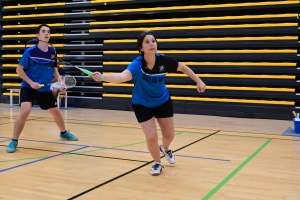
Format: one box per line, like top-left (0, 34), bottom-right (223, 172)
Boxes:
top-left (12, 102), bottom-right (32, 139)
top-left (48, 107), bottom-right (78, 141)
top-left (7, 88), bottom-right (33, 153)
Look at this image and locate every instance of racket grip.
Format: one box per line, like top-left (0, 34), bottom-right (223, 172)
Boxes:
top-left (39, 84), bottom-right (44, 87)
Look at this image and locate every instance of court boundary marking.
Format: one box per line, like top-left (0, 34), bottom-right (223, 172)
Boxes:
top-left (0, 108), bottom-right (295, 199)
top-left (0, 131), bottom-right (231, 163)
top-left (67, 132), bottom-right (218, 200)
top-left (0, 146), bottom-right (88, 173)
top-left (0, 114), bottom-right (294, 140)
top-left (201, 139), bottom-right (272, 199)
top-left (0, 145), bottom-right (149, 163)
top-left (20, 114), bottom-right (293, 135)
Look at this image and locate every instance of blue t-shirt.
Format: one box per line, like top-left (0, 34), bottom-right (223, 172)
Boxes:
top-left (127, 53), bottom-right (178, 108)
top-left (19, 45), bottom-right (57, 92)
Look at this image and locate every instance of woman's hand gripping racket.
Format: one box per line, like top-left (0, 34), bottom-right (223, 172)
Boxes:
top-left (91, 71), bottom-right (104, 82)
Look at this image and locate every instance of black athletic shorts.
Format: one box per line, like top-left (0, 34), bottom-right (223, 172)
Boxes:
top-left (132, 97), bottom-right (174, 123)
top-left (20, 87), bottom-right (57, 110)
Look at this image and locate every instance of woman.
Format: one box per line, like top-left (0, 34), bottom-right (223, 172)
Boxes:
top-left (91, 31), bottom-right (206, 175)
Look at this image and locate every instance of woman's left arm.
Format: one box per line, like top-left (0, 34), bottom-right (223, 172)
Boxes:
top-left (177, 62), bottom-right (206, 93)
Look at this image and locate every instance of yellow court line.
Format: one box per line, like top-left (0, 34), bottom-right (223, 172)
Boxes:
top-left (2, 54), bottom-right (64, 58)
top-left (102, 72), bottom-right (294, 79)
top-left (3, 93), bottom-right (20, 96)
top-left (4, 72), bottom-right (292, 79)
top-left (3, 0), bottom-right (131, 9)
top-left (103, 49), bottom-right (297, 54)
top-left (2, 44), bottom-right (65, 48)
top-left (91, 13), bottom-right (297, 25)
top-left (3, 83), bottom-right (21, 86)
top-left (3, 24), bottom-right (65, 29)
top-left (103, 83), bottom-right (294, 92)
top-left (104, 36), bottom-right (298, 43)
top-left (103, 61), bottom-right (296, 66)
top-left (91, 1), bottom-right (299, 14)
top-left (3, 13), bottom-right (65, 19)
top-left (166, 74), bottom-right (294, 79)
top-left (90, 23), bottom-right (297, 32)
top-left (3, 13), bottom-right (297, 29)
top-left (4, 3), bottom-right (66, 9)
top-left (102, 94), bottom-right (294, 105)
top-left (2, 74), bottom-right (20, 77)
top-left (2, 34), bottom-right (64, 38)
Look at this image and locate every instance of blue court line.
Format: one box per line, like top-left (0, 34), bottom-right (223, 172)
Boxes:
top-left (0, 136), bottom-right (101, 148)
top-left (173, 154), bottom-right (230, 162)
top-left (0, 137), bottom-right (230, 162)
top-left (87, 146), bottom-right (231, 162)
top-left (0, 146), bottom-right (88, 173)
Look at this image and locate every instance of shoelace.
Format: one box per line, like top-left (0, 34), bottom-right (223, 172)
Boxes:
top-left (10, 140), bottom-right (18, 146)
top-left (165, 149), bottom-right (173, 158)
top-left (153, 163), bottom-right (164, 170)
top-left (63, 129), bottom-right (71, 139)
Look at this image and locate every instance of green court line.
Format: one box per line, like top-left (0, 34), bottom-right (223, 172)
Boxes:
top-left (0, 156), bottom-right (46, 162)
top-left (201, 139), bottom-right (272, 200)
top-left (72, 131), bottom-right (184, 154)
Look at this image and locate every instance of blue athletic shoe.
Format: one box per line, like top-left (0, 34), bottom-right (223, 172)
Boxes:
top-left (6, 140), bottom-right (18, 153)
top-left (60, 130), bottom-right (78, 141)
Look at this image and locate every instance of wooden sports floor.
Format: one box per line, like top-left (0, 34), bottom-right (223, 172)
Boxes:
top-left (1, 103), bottom-right (300, 200)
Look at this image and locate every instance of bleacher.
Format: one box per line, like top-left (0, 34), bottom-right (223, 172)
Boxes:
top-left (0, 0), bottom-right (299, 119)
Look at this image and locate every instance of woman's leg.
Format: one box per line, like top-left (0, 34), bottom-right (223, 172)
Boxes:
top-left (157, 117), bottom-right (175, 150)
top-left (139, 117), bottom-right (161, 162)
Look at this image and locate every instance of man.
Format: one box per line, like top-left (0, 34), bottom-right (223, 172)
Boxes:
top-left (6, 24), bottom-right (78, 153)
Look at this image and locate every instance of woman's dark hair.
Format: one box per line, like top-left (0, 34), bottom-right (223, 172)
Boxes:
top-left (137, 31), bottom-right (157, 54)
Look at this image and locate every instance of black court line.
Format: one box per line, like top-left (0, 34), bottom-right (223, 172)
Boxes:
top-left (0, 118), bottom-right (45, 125)
top-left (0, 145), bottom-right (148, 163)
top-left (0, 115), bottom-right (19, 119)
top-left (0, 123), bottom-right (12, 125)
top-left (67, 131), bottom-right (219, 200)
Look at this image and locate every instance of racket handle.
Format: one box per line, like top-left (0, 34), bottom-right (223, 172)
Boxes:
top-left (39, 84), bottom-right (44, 87)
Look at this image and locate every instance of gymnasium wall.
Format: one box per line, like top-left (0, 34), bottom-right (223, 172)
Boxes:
top-left (0, 0), bottom-right (299, 120)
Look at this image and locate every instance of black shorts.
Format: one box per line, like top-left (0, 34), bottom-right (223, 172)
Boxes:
top-left (132, 98), bottom-right (174, 123)
top-left (20, 87), bottom-right (57, 110)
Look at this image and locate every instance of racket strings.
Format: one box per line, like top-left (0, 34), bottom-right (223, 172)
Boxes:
top-left (63, 76), bottom-right (77, 87)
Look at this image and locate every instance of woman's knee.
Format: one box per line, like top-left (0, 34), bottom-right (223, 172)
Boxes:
top-left (162, 131), bottom-right (174, 140)
top-left (145, 132), bottom-right (158, 144)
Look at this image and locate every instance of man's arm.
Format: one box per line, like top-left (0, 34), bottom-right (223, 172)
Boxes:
top-left (16, 65), bottom-right (40, 89)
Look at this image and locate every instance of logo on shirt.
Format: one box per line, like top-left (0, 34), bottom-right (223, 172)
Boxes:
top-left (159, 65), bottom-right (165, 72)
top-left (142, 73), bottom-right (165, 84)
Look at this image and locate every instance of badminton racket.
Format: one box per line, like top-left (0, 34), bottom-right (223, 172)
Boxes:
top-left (39, 75), bottom-right (77, 88)
top-left (24, 39), bottom-right (95, 76)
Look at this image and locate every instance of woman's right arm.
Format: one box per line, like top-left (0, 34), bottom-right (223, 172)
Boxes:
top-left (92, 69), bottom-right (132, 83)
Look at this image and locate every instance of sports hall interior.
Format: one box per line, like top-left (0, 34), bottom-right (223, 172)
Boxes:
top-left (0, 0), bottom-right (300, 199)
